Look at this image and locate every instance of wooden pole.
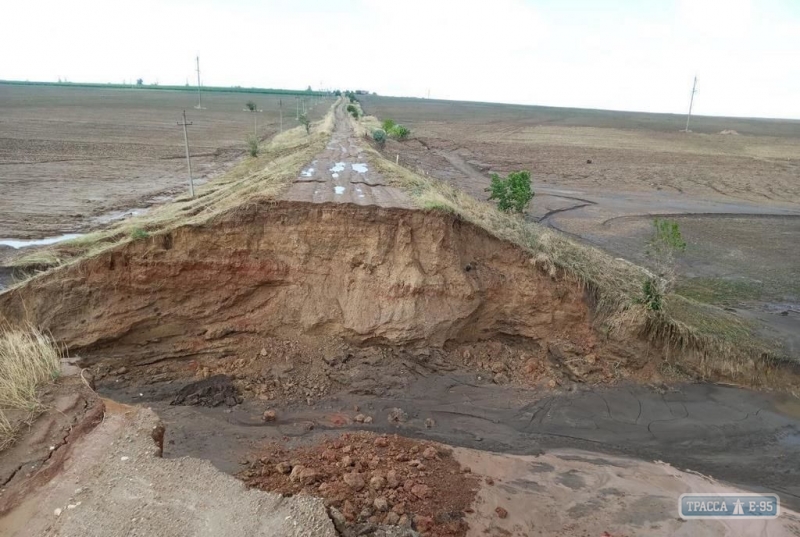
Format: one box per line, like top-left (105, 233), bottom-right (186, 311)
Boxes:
top-left (178, 110), bottom-right (195, 198)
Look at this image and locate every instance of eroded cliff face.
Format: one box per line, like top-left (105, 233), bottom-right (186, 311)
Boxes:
top-left (0, 201), bottom-right (591, 357)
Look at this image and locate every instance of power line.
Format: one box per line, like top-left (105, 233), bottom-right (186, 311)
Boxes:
top-left (194, 56), bottom-right (204, 110)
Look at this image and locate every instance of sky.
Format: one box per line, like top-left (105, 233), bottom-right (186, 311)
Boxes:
top-left (2, 0), bottom-right (799, 119)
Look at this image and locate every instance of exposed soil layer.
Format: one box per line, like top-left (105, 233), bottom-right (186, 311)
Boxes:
top-left (240, 432), bottom-right (477, 536)
top-left (0, 201), bottom-right (611, 365)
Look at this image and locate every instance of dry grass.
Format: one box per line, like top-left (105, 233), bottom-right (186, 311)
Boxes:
top-left (0, 326), bottom-right (61, 449)
top-left (363, 139), bottom-right (793, 385)
top-left (7, 100), bottom-right (340, 282)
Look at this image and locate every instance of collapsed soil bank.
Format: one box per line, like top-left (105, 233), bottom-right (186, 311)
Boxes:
top-left (0, 201), bottom-right (599, 359)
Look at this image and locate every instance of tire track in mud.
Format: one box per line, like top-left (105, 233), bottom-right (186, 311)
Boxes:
top-left (601, 211), bottom-right (800, 227)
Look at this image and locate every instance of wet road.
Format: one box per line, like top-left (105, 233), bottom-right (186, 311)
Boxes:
top-left (282, 102), bottom-right (412, 208)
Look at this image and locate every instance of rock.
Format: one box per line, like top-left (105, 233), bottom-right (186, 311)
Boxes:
top-left (414, 514), bottom-right (435, 532)
top-left (260, 347), bottom-right (267, 357)
top-left (585, 353), bottom-right (597, 364)
top-left (343, 472), bottom-right (366, 491)
top-left (373, 497), bottom-right (389, 511)
top-left (358, 506), bottom-right (373, 522)
top-left (342, 445), bottom-right (353, 454)
top-left (422, 447), bottom-right (437, 460)
top-left (485, 477), bottom-right (494, 485)
top-left (388, 408), bottom-right (408, 423)
top-left (424, 418), bottom-right (435, 429)
top-left (342, 500), bottom-right (357, 521)
top-left (495, 506), bottom-right (509, 519)
top-left (392, 502), bottom-right (406, 515)
top-left (370, 475), bottom-right (386, 491)
top-left (297, 468), bottom-right (319, 485)
top-left (368, 457), bottom-right (380, 470)
top-left (411, 483), bottom-right (430, 499)
top-left (262, 410), bottom-right (277, 422)
top-left (386, 469), bottom-right (400, 488)
top-left (275, 461), bottom-right (292, 474)
top-left (547, 379), bottom-right (557, 389)
top-left (493, 373), bottom-right (509, 384)
top-left (374, 436), bottom-right (389, 448)
top-left (289, 465), bottom-right (306, 483)
top-left (408, 459), bottom-right (423, 468)
top-left (385, 512), bottom-right (400, 525)
top-left (462, 466), bottom-right (472, 474)
top-left (115, 366), bottom-right (128, 375)
top-left (364, 416), bottom-right (373, 424)
top-left (322, 449), bottom-right (337, 462)
top-left (54, 508), bottom-right (62, 517)
top-left (398, 514), bottom-right (411, 527)
top-left (329, 507), bottom-right (347, 533)
top-left (341, 455), bottom-right (354, 467)
top-left (355, 414), bottom-right (366, 423)
top-left (490, 362), bottom-right (506, 373)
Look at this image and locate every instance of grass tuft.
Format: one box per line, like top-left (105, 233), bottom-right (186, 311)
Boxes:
top-left (0, 326), bottom-right (62, 450)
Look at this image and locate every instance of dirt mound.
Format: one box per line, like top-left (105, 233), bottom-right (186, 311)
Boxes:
top-left (719, 129), bottom-right (740, 135)
top-left (240, 432), bottom-right (477, 536)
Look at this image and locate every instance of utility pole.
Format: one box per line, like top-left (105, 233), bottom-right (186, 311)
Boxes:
top-left (194, 56), bottom-right (204, 110)
top-left (178, 110), bottom-right (195, 198)
top-left (684, 75), bottom-right (697, 132)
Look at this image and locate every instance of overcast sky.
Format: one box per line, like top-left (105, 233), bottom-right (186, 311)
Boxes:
top-left (2, 0), bottom-right (799, 119)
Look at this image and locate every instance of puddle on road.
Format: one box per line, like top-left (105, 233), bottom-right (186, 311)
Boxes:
top-left (330, 162), bottom-right (346, 173)
top-left (332, 173), bottom-right (340, 179)
top-left (300, 168), bottom-right (315, 177)
top-left (334, 186), bottom-right (346, 195)
top-left (351, 163), bottom-right (368, 174)
top-left (0, 234), bottom-right (84, 249)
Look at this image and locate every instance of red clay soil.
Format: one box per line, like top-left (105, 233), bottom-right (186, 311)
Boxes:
top-left (239, 432), bottom-right (478, 537)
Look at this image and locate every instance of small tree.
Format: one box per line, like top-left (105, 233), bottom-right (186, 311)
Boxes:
top-left (136, 78), bottom-right (143, 86)
top-left (346, 104), bottom-right (359, 118)
top-left (246, 134), bottom-right (259, 157)
top-left (245, 100), bottom-right (257, 111)
top-left (299, 113), bottom-right (311, 134)
top-left (642, 219), bottom-right (686, 310)
top-left (372, 129), bottom-right (387, 148)
top-left (486, 171), bottom-right (534, 213)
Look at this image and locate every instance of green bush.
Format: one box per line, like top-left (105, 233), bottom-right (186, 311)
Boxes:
top-left (486, 170), bottom-right (534, 213)
top-left (247, 134), bottom-right (259, 157)
top-left (372, 129), bottom-right (387, 147)
top-left (641, 278), bottom-right (663, 311)
top-left (346, 104), bottom-right (360, 118)
top-left (382, 119), bottom-right (397, 132)
top-left (388, 124), bottom-right (410, 140)
top-left (245, 100), bottom-right (257, 111)
top-left (641, 218), bottom-right (687, 309)
top-left (130, 228), bottom-right (149, 240)
top-left (298, 114), bottom-right (311, 134)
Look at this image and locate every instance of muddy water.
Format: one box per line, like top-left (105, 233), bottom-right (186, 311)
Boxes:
top-left (102, 372), bottom-right (800, 512)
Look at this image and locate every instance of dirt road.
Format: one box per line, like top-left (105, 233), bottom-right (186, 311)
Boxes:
top-left (282, 103), bottom-right (412, 208)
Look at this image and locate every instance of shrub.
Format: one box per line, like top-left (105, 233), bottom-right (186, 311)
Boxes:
top-left (390, 125), bottom-right (410, 140)
top-left (382, 119), bottom-right (397, 133)
top-left (486, 170), bottom-right (534, 213)
top-left (299, 114), bottom-right (311, 134)
top-left (130, 228), bottom-right (149, 240)
top-left (245, 100), bottom-right (257, 111)
top-left (247, 134), bottom-right (260, 157)
top-left (372, 129), bottom-right (387, 147)
top-left (346, 104), bottom-right (360, 119)
top-left (641, 218), bottom-right (687, 309)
